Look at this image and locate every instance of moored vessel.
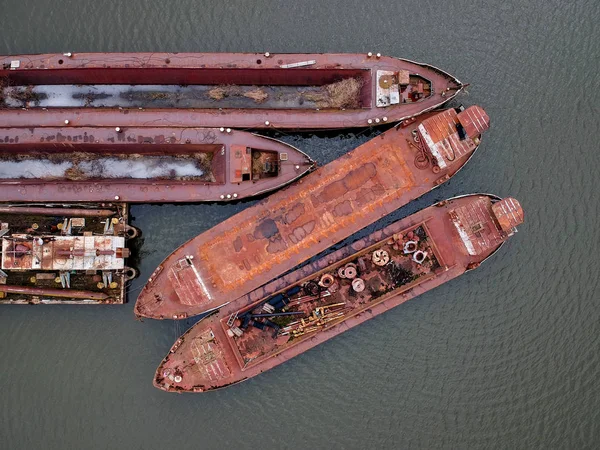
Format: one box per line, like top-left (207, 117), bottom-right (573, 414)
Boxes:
top-left (135, 105), bottom-right (490, 319)
top-left (0, 127), bottom-right (314, 203)
top-left (0, 203), bottom-right (138, 304)
top-left (0, 52), bottom-right (462, 129)
top-left (154, 194), bottom-right (524, 392)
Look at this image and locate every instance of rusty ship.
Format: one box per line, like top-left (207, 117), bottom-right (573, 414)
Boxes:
top-left (154, 194), bottom-right (524, 392)
top-left (135, 105), bottom-right (491, 320)
top-left (0, 52), bottom-right (462, 130)
top-left (0, 127), bottom-right (314, 203)
top-left (0, 203), bottom-right (138, 304)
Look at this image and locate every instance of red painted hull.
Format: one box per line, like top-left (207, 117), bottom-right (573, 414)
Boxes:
top-left (153, 194), bottom-right (523, 392)
top-left (0, 127), bottom-right (314, 202)
top-left (0, 52), bottom-right (462, 129)
top-left (135, 106), bottom-right (490, 320)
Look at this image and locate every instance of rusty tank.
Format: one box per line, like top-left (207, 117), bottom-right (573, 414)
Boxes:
top-left (153, 194), bottom-right (524, 392)
top-left (135, 105), bottom-right (491, 319)
top-left (0, 203), bottom-right (139, 304)
top-left (0, 52), bottom-right (462, 130)
top-left (0, 127), bottom-right (314, 203)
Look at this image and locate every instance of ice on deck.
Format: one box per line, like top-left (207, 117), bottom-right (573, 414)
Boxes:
top-left (0, 156), bottom-right (206, 180)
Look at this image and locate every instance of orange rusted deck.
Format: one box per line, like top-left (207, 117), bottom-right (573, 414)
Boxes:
top-left (153, 194), bottom-right (524, 392)
top-left (0, 52), bottom-right (462, 130)
top-left (135, 106), bottom-right (490, 319)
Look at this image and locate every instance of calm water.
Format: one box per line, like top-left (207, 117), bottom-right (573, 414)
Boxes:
top-left (1, 1), bottom-right (599, 448)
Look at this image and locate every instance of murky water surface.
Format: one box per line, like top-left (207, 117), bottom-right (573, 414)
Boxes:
top-left (1, 1), bottom-right (599, 448)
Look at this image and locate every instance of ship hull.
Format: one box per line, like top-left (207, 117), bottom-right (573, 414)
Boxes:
top-left (0, 127), bottom-right (314, 202)
top-left (0, 52), bottom-right (462, 130)
top-left (135, 106), bottom-right (490, 319)
top-left (0, 203), bottom-right (138, 304)
top-left (153, 194), bottom-right (523, 392)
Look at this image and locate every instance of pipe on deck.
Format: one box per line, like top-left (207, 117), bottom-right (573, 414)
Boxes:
top-left (0, 206), bottom-right (116, 217)
top-left (0, 284), bottom-right (109, 300)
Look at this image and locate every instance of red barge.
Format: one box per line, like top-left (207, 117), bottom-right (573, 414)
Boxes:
top-left (135, 105), bottom-right (491, 319)
top-left (0, 203), bottom-right (138, 304)
top-left (0, 127), bottom-right (314, 203)
top-left (0, 52), bottom-right (462, 129)
top-left (154, 194), bottom-right (524, 392)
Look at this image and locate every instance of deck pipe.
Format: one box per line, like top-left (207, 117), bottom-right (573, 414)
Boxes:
top-left (0, 206), bottom-right (116, 217)
top-left (0, 285), bottom-right (109, 300)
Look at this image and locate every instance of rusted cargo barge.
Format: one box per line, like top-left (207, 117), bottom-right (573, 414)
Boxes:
top-left (135, 105), bottom-right (490, 319)
top-left (0, 203), bottom-right (138, 304)
top-left (154, 194), bottom-right (524, 392)
top-left (0, 52), bottom-right (462, 129)
top-left (0, 127), bottom-right (314, 203)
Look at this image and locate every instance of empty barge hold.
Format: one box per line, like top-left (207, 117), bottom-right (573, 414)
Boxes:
top-left (0, 203), bottom-right (138, 304)
top-left (154, 194), bottom-right (524, 392)
top-left (0, 127), bottom-right (314, 203)
top-left (0, 52), bottom-right (462, 129)
top-left (135, 105), bottom-right (491, 320)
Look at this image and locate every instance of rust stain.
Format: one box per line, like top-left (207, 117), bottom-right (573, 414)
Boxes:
top-left (253, 219), bottom-right (280, 240)
top-left (317, 163), bottom-right (377, 203)
top-left (200, 142), bottom-right (416, 292)
top-left (233, 236), bottom-right (243, 253)
top-left (266, 236), bottom-right (288, 254)
top-left (284, 203), bottom-right (305, 225)
top-left (333, 200), bottom-right (353, 217)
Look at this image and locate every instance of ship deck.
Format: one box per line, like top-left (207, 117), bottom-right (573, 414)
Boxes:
top-left (135, 106), bottom-right (489, 319)
top-left (153, 194), bottom-right (523, 392)
top-left (0, 127), bottom-right (314, 202)
top-left (0, 203), bottom-right (136, 304)
top-left (0, 52), bottom-right (462, 129)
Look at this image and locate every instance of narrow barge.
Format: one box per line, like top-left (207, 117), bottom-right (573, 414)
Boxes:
top-left (154, 194), bottom-right (524, 392)
top-left (0, 127), bottom-right (314, 202)
top-left (0, 203), bottom-right (138, 304)
top-left (0, 52), bottom-right (462, 129)
top-left (135, 105), bottom-right (490, 319)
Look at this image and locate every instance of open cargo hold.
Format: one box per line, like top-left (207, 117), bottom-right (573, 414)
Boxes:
top-left (0, 127), bottom-right (314, 202)
top-left (153, 194), bottom-right (524, 392)
top-left (0, 203), bottom-right (139, 304)
top-left (0, 52), bottom-right (463, 129)
top-left (134, 106), bottom-right (490, 319)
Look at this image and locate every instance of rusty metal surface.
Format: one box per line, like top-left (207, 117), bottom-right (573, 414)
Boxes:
top-left (0, 127), bottom-right (314, 202)
top-left (0, 284), bottom-right (108, 300)
top-left (492, 197), bottom-right (524, 232)
top-left (0, 206), bottom-right (116, 217)
top-left (135, 106), bottom-right (490, 320)
top-left (152, 194), bottom-right (524, 392)
top-left (0, 203), bottom-right (135, 304)
top-left (2, 235), bottom-right (125, 271)
top-left (0, 52), bottom-right (463, 129)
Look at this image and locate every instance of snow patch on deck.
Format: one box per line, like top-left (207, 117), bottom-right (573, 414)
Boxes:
top-left (0, 157), bottom-right (205, 180)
